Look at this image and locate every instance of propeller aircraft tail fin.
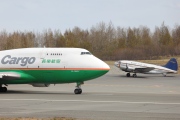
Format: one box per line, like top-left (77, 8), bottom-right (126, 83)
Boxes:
top-left (164, 58), bottom-right (178, 71)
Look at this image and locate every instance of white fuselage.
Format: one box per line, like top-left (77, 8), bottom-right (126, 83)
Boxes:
top-left (0, 48), bottom-right (109, 70)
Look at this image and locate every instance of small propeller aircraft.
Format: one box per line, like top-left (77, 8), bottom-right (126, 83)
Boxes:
top-left (114, 58), bottom-right (178, 77)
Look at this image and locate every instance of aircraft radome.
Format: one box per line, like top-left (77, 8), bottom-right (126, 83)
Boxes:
top-left (114, 58), bottom-right (178, 77)
top-left (0, 48), bottom-right (110, 94)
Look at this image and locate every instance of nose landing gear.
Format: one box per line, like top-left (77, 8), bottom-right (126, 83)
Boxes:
top-left (74, 88), bottom-right (82, 94)
top-left (74, 82), bottom-right (83, 94)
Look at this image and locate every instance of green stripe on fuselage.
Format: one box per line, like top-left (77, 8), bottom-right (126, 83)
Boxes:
top-left (0, 69), bottom-right (109, 84)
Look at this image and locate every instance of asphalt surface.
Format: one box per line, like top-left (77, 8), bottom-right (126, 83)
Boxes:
top-left (1, 65), bottom-right (180, 120)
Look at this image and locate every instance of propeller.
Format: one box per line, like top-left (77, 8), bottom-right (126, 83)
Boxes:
top-left (114, 61), bottom-right (120, 68)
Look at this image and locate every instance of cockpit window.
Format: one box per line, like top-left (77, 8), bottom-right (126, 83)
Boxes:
top-left (81, 52), bottom-right (92, 55)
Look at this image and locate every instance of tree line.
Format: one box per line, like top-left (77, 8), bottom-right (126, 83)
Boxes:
top-left (0, 22), bottom-right (180, 60)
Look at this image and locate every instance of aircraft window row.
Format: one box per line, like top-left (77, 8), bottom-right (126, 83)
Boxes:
top-left (81, 52), bottom-right (92, 55)
top-left (47, 53), bottom-right (62, 56)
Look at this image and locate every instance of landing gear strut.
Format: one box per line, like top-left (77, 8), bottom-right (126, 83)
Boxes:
top-left (74, 82), bottom-right (83, 94)
top-left (0, 84), bottom-right (7, 92)
top-left (133, 73), bottom-right (137, 77)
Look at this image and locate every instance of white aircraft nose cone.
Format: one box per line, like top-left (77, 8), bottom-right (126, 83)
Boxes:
top-left (103, 62), bottom-right (110, 70)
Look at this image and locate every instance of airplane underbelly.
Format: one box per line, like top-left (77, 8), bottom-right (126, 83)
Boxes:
top-left (26, 69), bottom-right (109, 83)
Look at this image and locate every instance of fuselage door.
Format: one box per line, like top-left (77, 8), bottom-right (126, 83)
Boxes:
top-left (40, 48), bottom-right (46, 59)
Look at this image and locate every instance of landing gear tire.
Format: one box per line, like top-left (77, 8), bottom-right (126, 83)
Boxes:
top-left (74, 88), bottom-right (82, 94)
top-left (74, 82), bottom-right (83, 94)
top-left (162, 73), bottom-right (167, 77)
top-left (0, 87), bottom-right (7, 92)
top-left (126, 73), bottom-right (130, 77)
top-left (133, 74), bottom-right (137, 77)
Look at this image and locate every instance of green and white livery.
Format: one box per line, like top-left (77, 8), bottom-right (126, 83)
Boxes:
top-left (0, 48), bottom-right (110, 94)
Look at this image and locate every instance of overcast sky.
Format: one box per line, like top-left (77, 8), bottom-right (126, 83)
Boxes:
top-left (0, 0), bottom-right (180, 33)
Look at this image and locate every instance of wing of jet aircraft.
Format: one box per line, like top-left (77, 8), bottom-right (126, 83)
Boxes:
top-left (115, 58), bottom-right (178, 77)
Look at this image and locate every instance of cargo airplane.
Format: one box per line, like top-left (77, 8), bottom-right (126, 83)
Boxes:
top-left (0, 48), bottom-right (110, 94)
top-left (114, 58), bottom-right (178, 77)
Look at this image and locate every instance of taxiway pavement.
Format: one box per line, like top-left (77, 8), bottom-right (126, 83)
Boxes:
top-left (0, 66), bottom-right (180, 120)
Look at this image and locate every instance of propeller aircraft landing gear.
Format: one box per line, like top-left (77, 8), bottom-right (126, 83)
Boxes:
top-left (162, 73), bottom-right (167, 77)
top-left (126, 73), bottom-right (130, 77)
top-left (74, 82), bottom-right (83, 94)
top-left (0, 84), bottom-right (7, 92)
top-left (133, 73), bottom-right (137, 77)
